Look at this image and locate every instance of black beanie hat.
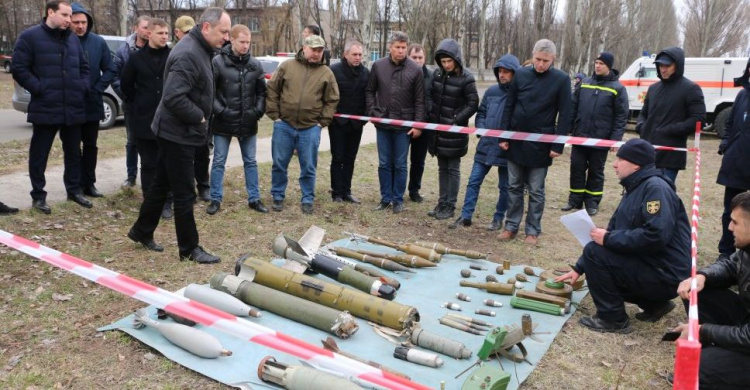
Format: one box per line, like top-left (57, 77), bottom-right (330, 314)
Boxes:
top-left (617, 139), bottom-right (655, 167)
top-left (597, 51), bottom-right (614, 70)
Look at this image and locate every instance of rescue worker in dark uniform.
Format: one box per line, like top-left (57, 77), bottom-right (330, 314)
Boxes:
top-left (562, 51), bottom-right (628, 216)
top-left (557, 139), bottom-right (691, 333)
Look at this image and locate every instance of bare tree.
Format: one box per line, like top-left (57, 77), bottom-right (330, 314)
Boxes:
top-left (682, 0), bottom-right (750, 57)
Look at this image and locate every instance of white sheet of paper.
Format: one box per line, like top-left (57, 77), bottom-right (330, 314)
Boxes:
top-left (560, 209), bottom-right (596, 247)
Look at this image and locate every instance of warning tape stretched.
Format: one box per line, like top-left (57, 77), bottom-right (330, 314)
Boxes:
top-left (0, 229), bottom-right (429, 390)
top-left (335, 113), bottom-right (696, 152)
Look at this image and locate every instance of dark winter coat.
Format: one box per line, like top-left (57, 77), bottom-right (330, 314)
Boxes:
top-left (151, 27), bottom-right (215, 146)
top-left (580, 165), bottom-right (691, 284)
top-left (697, 249), bottom-right (750, 351)
top-left (120, 45), bottom-right (170, 140)
top-left (365, 55), bottom-right (425, 132)
top-left (330, 57), bottom-right (369, 127)
top-left (474, 54), bottom-right (520, 167)
top-left (12, 20), bottom-right (90, 126)
top-left (571, 69), bottom-right (628, 143)
top-left (428, 39), bottom-right (479, 158)
top-left (499, 62), bottom-right (572, 168)
top-left (71, 3), bottom-right (115, 123)
top-left (112, 32), bottom-right (145, 102)
top-left (717, 58), bottom-right (750, 190)
top-left (211, 45), bottom-right (266, 138)
top-left (421, 65), bottom-right (433, 115)
top-left (636, 46), bottom-right (706, 170)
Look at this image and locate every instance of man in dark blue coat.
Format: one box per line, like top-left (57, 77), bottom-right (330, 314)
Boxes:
top-left (12, 0), bottom-right (92, 214)
top-left (450, 54), bottom-right (520, 231)
top-left (557, 139), bottom-right (691, 333)
top-left (71, 3), bottom-right (115, 198)
top-left (562, 51), bottom-right (628, 216)
top-left (497, 39), bottom-right (572, 245)
top-left (716, 58), bottom-right (750, 261)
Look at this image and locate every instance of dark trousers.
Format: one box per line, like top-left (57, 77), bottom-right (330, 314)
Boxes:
top-left (687, 288), bottom-right (750, 389)
top-left (408, 131), bottom-right (433, 196)
top-left (135, 138), bottom-right (159, 195)
top-left (125, 119), bottom-right (138, 180)
top-left (328, 121), bottom-right (363, 198)
top-left (194, 144), bottom-right (210, 191)
top-left (437, 156), bottom-right (461, 207)
top-left (80, 120), bottom-right (99, 187)
top-left (130, 138), bottom-right (199, 255)
top-left (568, 145), bottom-right (608, 209)
top-left (29, 123), bottom-right (82, 200)
top-left (719, 187), bottom-right (746, 256)
top-left (579, 242), bottom-right (678, 322)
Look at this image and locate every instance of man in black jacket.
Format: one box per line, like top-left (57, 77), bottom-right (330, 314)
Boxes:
top-left (497, 39), bottom-right (572, 245)
top-left (557, 139), bottom-right (691, 333)
top-left (127, 8), bottom-right (230, 264)
top-left (675, 190), bottom-right (750, 389)
top-left (637, 46), bottom-right (705, 183)
top-left (329, 40), bottom-right (369, 204)
top-left (562, 51), bottom-right (628, 216)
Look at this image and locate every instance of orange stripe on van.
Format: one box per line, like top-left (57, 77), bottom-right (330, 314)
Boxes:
top-left (621, 79), bottom-right (738, 88)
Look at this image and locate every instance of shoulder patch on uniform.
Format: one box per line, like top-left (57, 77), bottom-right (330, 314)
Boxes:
top-left (646, 200), bottom-right (661, 214)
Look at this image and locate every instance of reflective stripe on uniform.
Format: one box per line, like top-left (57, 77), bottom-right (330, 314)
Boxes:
top-left (581, 84), bottom-right (618, 95)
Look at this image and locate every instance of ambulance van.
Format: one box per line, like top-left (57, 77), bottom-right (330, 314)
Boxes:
top-left (620, 55), bottom-right (746, 137)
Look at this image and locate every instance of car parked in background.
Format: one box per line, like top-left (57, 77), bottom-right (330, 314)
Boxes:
top-left (11, 35), bottom-right (127, 129)
top-left (1, 54), bottom-right (11, 73)
top-left (256, 53), bottom-right (296, 79)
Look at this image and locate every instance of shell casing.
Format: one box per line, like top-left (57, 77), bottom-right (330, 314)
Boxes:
top-left (474, 309), bottom-right (496, 317)
top-left (483, 299), bottom-right (504, 307)
top-left (442, 301), bottom-right (462, 311)
top-left (456, 292), bottom-right (471, 302)
top-left (521, 314), bottom-right (533, 335)
top-left (438, 317), bottom-right (484, 335)
top-left (503, 260), bottom-right (511, 270)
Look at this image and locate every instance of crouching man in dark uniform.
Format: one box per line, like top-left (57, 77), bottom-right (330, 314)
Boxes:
top-left (556, 139), bottom-right (691, 333)
top-left (674, 190), bottom-right (750, 389)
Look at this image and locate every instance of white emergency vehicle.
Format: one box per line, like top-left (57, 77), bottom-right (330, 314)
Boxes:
top-left (620, 55), bottom-right (746, 137)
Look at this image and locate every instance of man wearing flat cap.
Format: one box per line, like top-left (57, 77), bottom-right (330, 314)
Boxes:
top-left (173, 15), bottom-right (195, 42)
top-left (266, 35), bottom-right (340, 215)
top-left (556, 138), bottom-right (691, 333)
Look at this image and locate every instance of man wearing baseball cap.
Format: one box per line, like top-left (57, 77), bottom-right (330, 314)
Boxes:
top-left (556, 139), bottom-right (691, 333)
top-left (173, 15), bottom-right (195, 42)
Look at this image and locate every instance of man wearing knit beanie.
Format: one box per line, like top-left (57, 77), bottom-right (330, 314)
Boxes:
top-left (556, 138), bottom-right (691, 333)
top-left (563, 50), bottom-right (628, 216)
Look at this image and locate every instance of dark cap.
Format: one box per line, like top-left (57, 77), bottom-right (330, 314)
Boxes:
top-left (596, 51), bottom-right (614, 70)
top-left (654, 54), bottom-right (674, 66)
top-left (616, 139), bottom-right (655, 167)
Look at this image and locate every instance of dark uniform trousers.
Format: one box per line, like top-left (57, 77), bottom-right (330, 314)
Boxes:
top-left (408, 130), bottom-right (433, 197)
top-left (194, 143), bottom-right (210, 192)
top-left (130, 138), bottom-right (199, 255)
top-left (328, 121), bottom-right (363, 198)
top-left (135, 138), bottom-right (159, 195)
top-left (80, 120), bottom-right (100, 188)
top-left (580, 242), bottom-right (679, 323)
top-left (568, 145), bottom-right (609, 209)
top-left (683, 288), bottom-right (750, 390)
top-left (29, 123), bottom-right (82, 200)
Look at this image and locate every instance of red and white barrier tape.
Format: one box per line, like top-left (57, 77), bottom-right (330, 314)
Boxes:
top-left (0, 229), bottom-right (429, 390)
top-left (335, 113), bottom-right (696, 152)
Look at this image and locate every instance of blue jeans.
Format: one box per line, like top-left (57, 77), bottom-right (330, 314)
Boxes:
top-left (505, 161), bottom-right (548, 236)
top-left (460, 162), bottom-right (508, 222)
top-left (661, 168), bottom-right (679, 183)
top-left (210, 134), bottom-right (259, 203)
top-left (376, 127), bottom-right (411, 204)
top-left (271, 120), bottom-right (321, 204)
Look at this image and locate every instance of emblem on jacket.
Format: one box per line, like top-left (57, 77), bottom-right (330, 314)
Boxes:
top-left (646, 200), bottom-right (661, 214)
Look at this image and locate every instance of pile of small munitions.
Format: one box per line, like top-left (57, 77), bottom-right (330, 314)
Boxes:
top-left (130, 226), bottom-right (586, 389)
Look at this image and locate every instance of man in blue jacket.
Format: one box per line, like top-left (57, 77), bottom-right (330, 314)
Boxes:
top-left (12, 0), bottom-right (92, 214)
top-left (450, 54), bottom-right (520, 231)
top-left (557, 139), bottom-right (691, 333)
top-left (71, 3), bottom-right (115, 198)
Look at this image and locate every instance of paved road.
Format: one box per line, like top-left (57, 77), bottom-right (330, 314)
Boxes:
top-left (0, 109), bottom-right (32, 142)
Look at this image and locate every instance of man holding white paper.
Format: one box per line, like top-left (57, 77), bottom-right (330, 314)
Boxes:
top-left (556, 139), bottom-right (691, 333)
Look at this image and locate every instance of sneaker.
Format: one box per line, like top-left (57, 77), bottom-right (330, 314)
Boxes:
top-left (487, 219), bottom-right (502, 231)
top-left (181, 246), bottom-right (220, 264)
top-left (301, 203), bottom-right (313, 214)
top-left (409, 192), bottom-right (424, 203)
top-left (374, 201), bottom-right (391, 211)
top-left (579, 315), bottom-right (632, 334)
top-left (497, 229), bottom-right (517, 241)
top-left (561, 203), bottom-right (581, 211)
top-left (272, 199), bottom-right (284, 212)
top-left (449, 217), bottom-right (472, 229)
top-left (248, 200), bottom-right (268, 213)
top-left (635, 301), bottom-right (676, 322)
top-left (524, 234), bottom-right (538, 245)
top-left (435, 205), bottom-right (455, 220)
top-left (392, 202), bottom-right (405, 214)
top-left (206, 201), bottom-right (221, 215)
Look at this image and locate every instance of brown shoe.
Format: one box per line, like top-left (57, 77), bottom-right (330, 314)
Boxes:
top-left (497, 230), bottom-right (517, 241)
top-left (524, 235), bottom-right (538, 245)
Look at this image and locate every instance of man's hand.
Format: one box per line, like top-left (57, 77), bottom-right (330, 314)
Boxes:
top-left (554, 269), bottom-right (580, 285)
top-left (499, 141), bottom-right (509, 151)
top-left (200, 117), bottom-right (206, 124)
top-left (408, 128), bottom-right (422, 139)
top-left (677, 274), bottom-right (706, 300)
top-left (672, 323), bottom-right (698, 340)
top-left (550, 151), bottom-right (561, 158)
top-left (590, 228), bottom-right (607, 245)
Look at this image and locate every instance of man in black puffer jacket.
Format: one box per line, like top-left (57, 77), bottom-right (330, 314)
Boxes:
top-left (427, 38), bottom-right (479, 220)
top-left (206, 24), bottom-right (267, 216)
top-left (675, 190), bottom-right (750, 389)
top-left (563, 51), bottom-right (628, 216)
top-left (637, 46), bottom-right (705, 183)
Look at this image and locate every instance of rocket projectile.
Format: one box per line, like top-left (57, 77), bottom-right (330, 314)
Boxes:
top-left (351, 248), bottom-right (436, 268)
top-left (332, 246), bottom-right (414, 274)
top-left (410, 327), bottom-right (472, 359)
top-left (132, 308), bottom-right (231, 358)
top-left (257, 356), bottom-right (363, 390)
top-left (184, 284), bottom-right (262, 318)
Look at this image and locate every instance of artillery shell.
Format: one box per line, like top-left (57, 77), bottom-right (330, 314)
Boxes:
top-left (469, 264), bottom-right (487, 271)
top-left (442, 302), bottom-right (462, 311)
top-left (485, 275), bottom-right (498, 283)
top-left (495, 266), bottom-right (504, 275)
top-left (474, 309), bottom-right (496, 317)
top-left (515, 273), bottom-right (528, 282)
top-left (456, 293), bottom-right (471, 302)
top-left (503, 260), bottom-right (511, 270)
top-left (460, 269), bottom-right (472, 278)
top-left (522, 314), bottom-right (532, 335)
top-left (507, 277), bottom-right (516, 284)
top-left (483, 299), bottom-right (503, 307)
top-left (524, 266), bottom-right (536, 276)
